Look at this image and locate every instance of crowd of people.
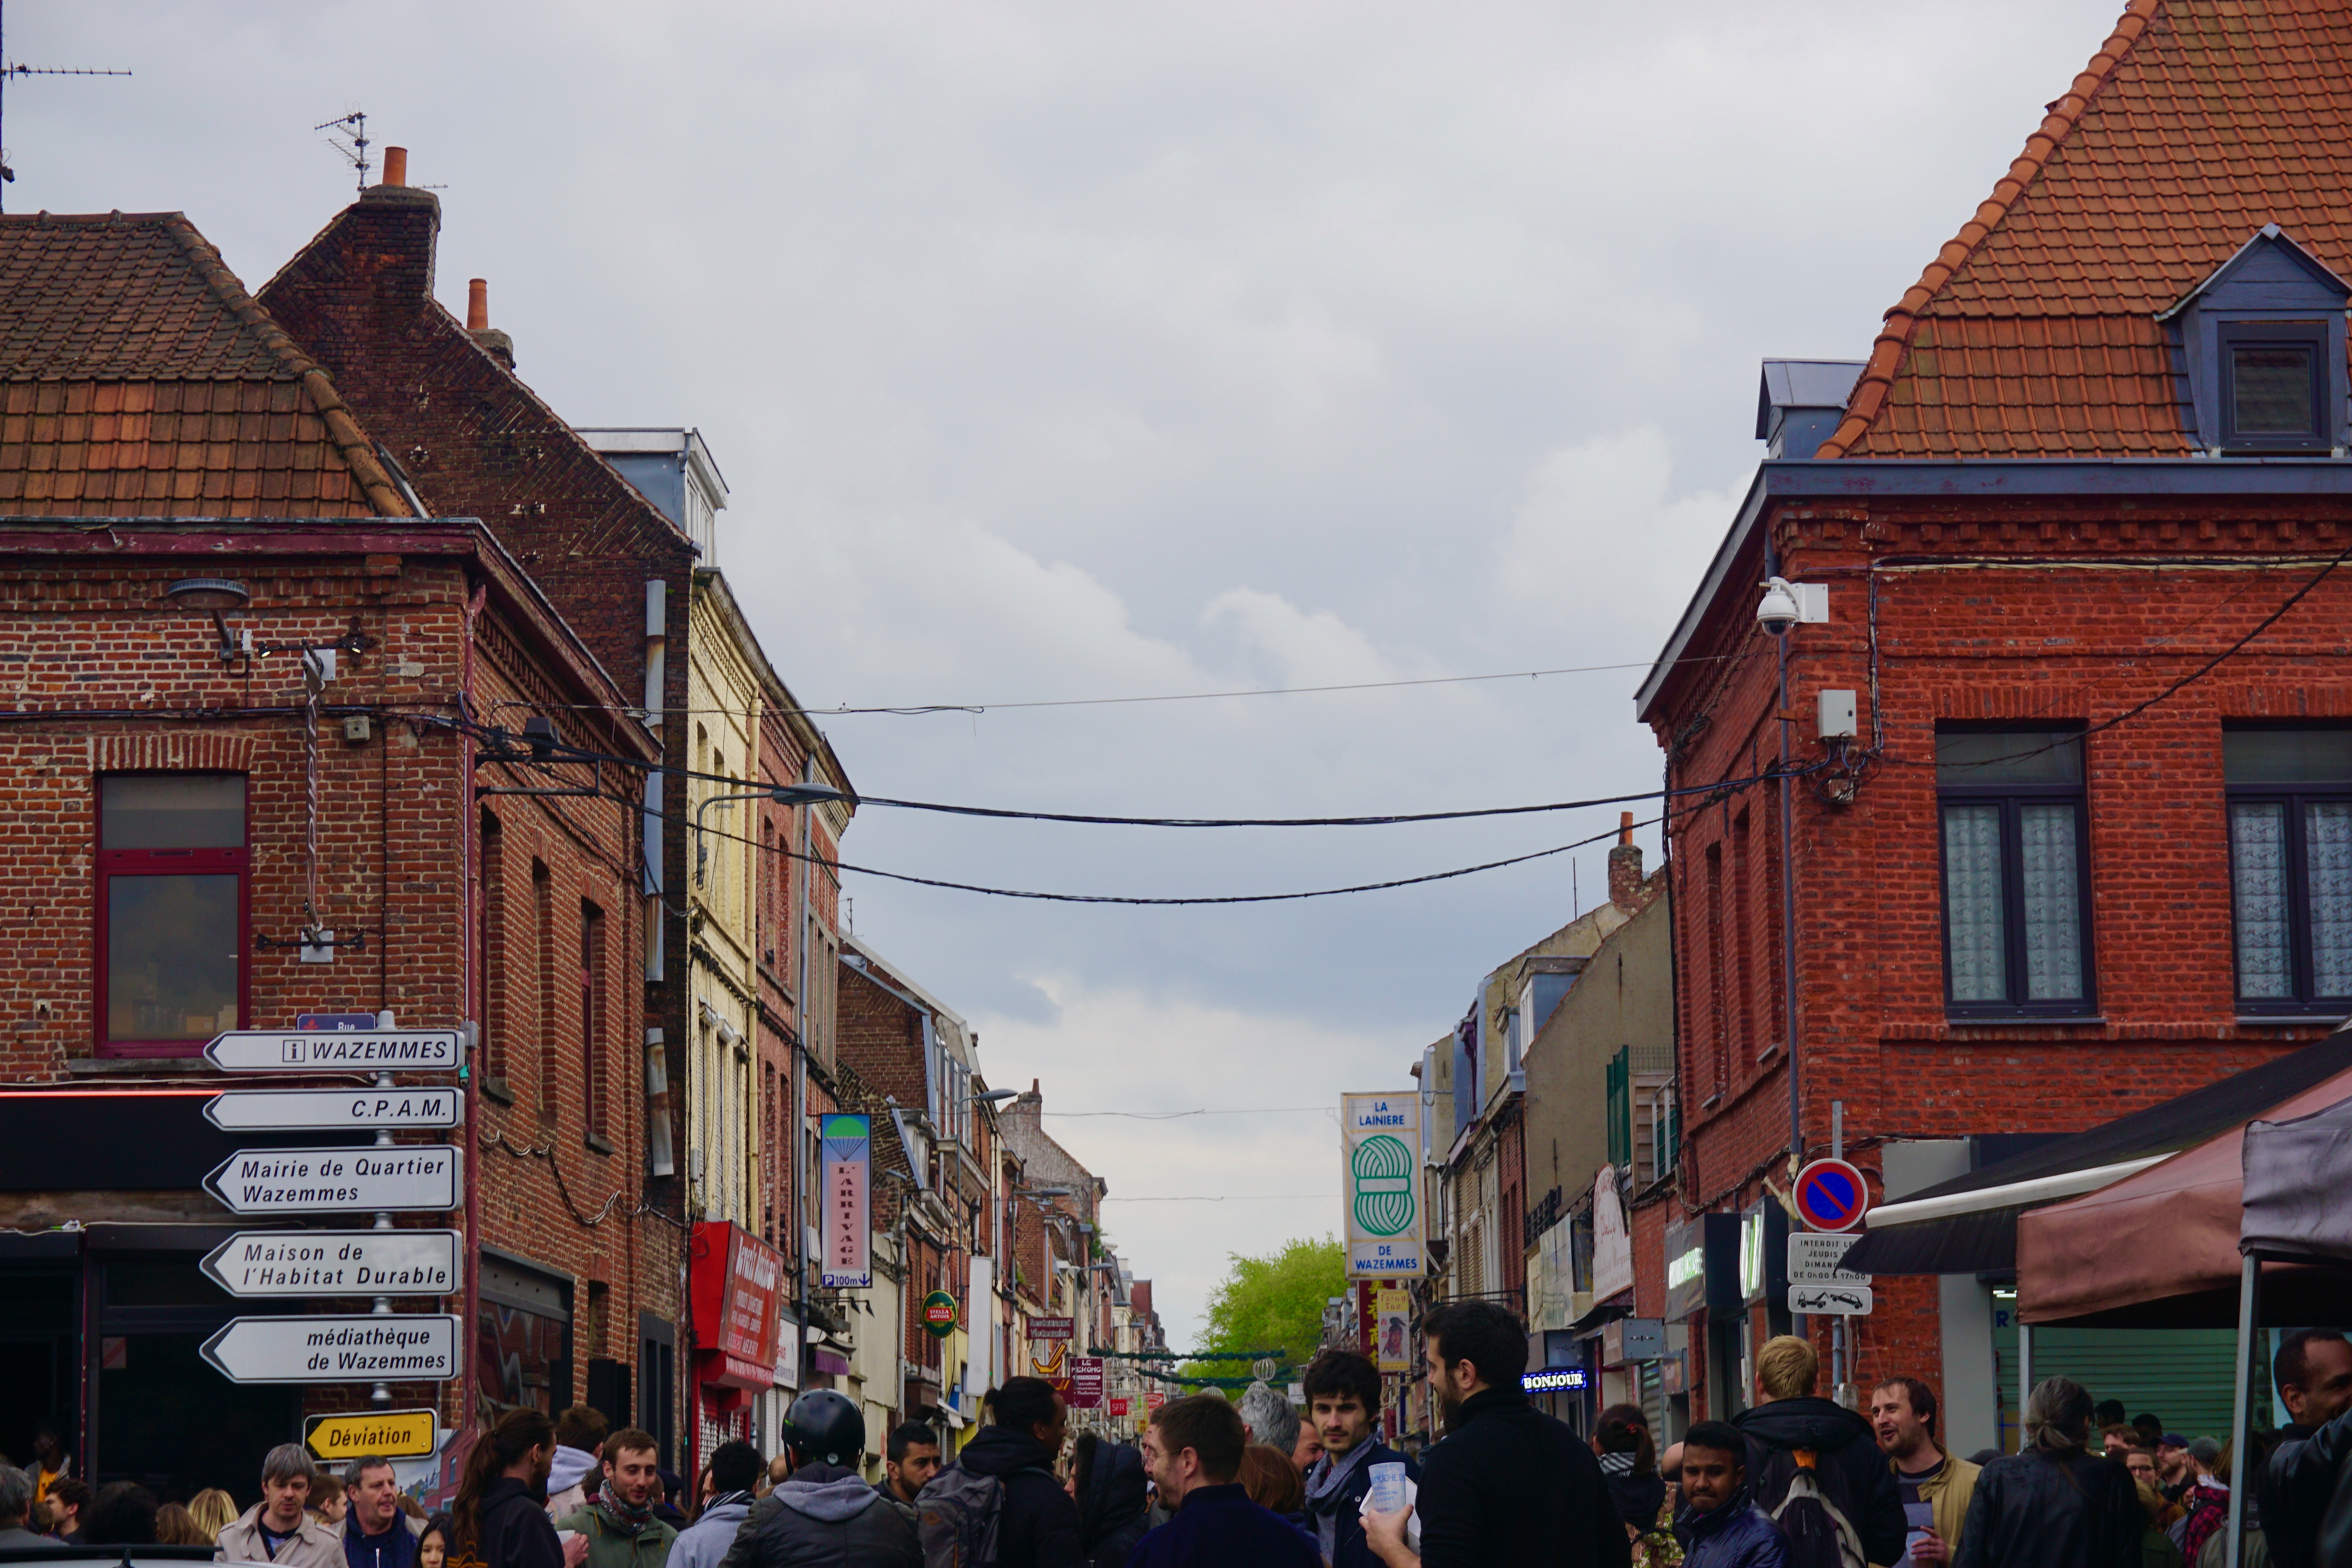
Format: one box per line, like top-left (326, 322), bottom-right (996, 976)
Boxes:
top-left (1, 1309), bottom-right (2345, 1567)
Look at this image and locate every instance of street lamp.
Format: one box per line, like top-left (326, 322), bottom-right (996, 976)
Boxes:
top-left (163, 577), bottom-right (250, 660)
top-left (696, 780), bottom-right (850, 886)
top-left (971, 1089), bottom-right (1019, 1106)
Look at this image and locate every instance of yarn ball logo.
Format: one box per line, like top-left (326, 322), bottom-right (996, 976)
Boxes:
top-left (1351, 1134), bottom-right (1415, 1237)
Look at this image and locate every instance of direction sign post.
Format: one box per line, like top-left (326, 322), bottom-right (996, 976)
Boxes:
top-left (200, 1314), bottom-right (462, 1383)
top-left (201, 1230), bottom-right (461, 1298)
top-left (205, 1087), bottom-right (463, 1132)
top-left (305, 1408), bottom-right (439, 1462)
top-left (203, 1146), bottom-right (459, 1215)
top-left (205, 1029), bottom-right (463, 1073)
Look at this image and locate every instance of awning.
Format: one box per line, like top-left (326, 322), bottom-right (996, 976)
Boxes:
top-left (1841, 1028), bottom-right (2352, 1276)
top-left (2016, 1070), bottom-right (2352, 1326)
top-left (2242, 1093), bottom-right (2352, 1266)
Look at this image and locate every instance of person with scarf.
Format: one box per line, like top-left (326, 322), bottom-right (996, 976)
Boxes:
top-left (553, 1428), bottom-right (676, 1568)
top-left (1298, 1348), bottom-right (1418, 1568)
top-left (664, 1442), bottom-right (760, 1568)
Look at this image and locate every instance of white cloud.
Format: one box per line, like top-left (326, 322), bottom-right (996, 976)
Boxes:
top-left (5, 0), bottom-right (2132, 1346)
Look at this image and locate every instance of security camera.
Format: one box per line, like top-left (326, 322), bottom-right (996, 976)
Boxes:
top-left (1756, 576), bottom-right (1801, 637)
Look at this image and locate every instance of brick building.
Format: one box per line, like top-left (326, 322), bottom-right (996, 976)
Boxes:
top-left (0, 210), bottom-right (661, 1491)
top-left (1636, 0), bottom-right (2352, 1452)
top-left (258, 156), bottom-right (853, 1470)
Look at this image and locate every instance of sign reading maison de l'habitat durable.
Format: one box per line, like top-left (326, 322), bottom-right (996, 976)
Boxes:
top-left (1342, 1092), bottom-right (1425, 1279)
top-left (205, 1029), bottom-right (463, 1073)
top-left (201, 1229), bottom-right (461, 1298)
top-left (204, 1146), bottom-right (459, 1216)
top-left (204, 1087), bottom-right (463, 1132)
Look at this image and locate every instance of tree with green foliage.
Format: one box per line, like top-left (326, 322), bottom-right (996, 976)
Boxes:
top-left (1180, 1236), bottom-right (1346, 1391)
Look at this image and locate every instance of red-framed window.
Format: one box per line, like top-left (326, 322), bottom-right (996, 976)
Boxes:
top-left (96, 774), bottom-right (249, 1057)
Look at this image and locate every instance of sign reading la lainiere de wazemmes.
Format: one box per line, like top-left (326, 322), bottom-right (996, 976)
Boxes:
top-left (1342, 1092), bottom-right (1425, 1278)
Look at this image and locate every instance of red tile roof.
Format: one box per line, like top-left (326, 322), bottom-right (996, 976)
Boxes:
top-left (1822, 0), bottom-right (2352, 459)
top-left (0, 211), bottom-right (408, 516)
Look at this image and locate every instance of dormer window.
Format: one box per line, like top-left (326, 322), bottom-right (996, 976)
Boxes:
top-left (2159, 224), bottom-right (2350, 456)
top-left (2222, 323), bottom-right (2329, 450)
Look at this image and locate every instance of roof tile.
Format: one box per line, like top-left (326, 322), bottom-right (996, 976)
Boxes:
top-left (1824, 0), bottom-right (2352, 458)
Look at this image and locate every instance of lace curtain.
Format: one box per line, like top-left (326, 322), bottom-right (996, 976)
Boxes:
top-left (2232, 802), bottom-right (2290, 999)
top-left (1944, 806), bottom-right (2005, 1002)
top-left (2019, 804), bottom-right (2084, 1000)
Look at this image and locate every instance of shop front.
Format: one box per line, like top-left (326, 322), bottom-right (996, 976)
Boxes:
top-left (688, 1220), bottom-right (786, 1475)
top-left (1662, 1212), bottom-right (1742, 1421)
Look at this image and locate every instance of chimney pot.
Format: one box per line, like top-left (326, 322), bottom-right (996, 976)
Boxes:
top-left (1618, 810), bottom-right (1634, 846)
top-left (467, 278), bottom-right (489, 332)
top-left (382, 147), bottom-right (408, 188)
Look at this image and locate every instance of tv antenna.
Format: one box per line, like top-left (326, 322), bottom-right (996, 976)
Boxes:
top-left (316, 109), bottom-right (371, 192)
top-left (0, 0), bottom-right (133, 212)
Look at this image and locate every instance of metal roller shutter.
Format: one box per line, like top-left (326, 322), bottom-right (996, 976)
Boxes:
top-left (1991, 1316), bottom-right (2239, 1447)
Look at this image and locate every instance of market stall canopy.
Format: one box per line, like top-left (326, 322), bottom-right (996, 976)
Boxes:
top-left (2241, 1093), bottom-right (2352, 1265)
top-left (1840, 1030), bottom-right (2352, 1278)
top-left (2015, 1066), bottom-right (2352, 1327)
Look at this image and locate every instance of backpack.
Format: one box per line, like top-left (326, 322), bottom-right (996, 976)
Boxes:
top-left (1756, 1448), bottom-right (1866, 1568)
top-left (916, 1464), bottom-right (1052, 1568)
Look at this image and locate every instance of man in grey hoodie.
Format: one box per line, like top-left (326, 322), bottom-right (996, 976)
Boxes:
top-left (666, 1443), bottom-right (762, 1568)
top-left (721, 1391), bottom-right (918, 1568)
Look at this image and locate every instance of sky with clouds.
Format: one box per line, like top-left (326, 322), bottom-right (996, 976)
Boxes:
top-left (13, 0), bottom-right (2121, 1347)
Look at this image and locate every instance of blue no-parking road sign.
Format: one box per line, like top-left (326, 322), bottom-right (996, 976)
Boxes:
top-left (1792, 1158), bottom-right (1870, 1232)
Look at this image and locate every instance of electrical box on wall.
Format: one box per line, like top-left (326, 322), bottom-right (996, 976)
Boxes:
top-left (1818, 689), bottom-right (1858, 740)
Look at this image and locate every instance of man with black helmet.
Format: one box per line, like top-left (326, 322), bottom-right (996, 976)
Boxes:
top-left (719, 1390), bottom-right (920, 1568)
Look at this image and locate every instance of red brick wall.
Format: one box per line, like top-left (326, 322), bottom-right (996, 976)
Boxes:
top-left (0, 524), bottom-right (668, 1424)
top-left (1650, 494), bottom-right (2352, 1402)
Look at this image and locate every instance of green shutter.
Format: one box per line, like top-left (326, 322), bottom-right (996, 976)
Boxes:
top-left (1606, 1048), bottom-right (1630, 1168)
top-left (1991, 1315), bottom-right (2241, 1450)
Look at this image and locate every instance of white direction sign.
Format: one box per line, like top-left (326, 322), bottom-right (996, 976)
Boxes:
top-left (201, 1230), bottom-right (461, 1298)
top-left (1788, 1283), bottom-right (1875, 1317)
top-left (200, 1314), bottom-right (461, 1383)
top-left (205, 1029), bottom-right (463, 1073)
top-left (206, 1087), bottom-right (462, 1132)
top-left (1788, 1231), bottom-right (1873, 1287)
top-left (204, 1146), bottom-right (459, 1216)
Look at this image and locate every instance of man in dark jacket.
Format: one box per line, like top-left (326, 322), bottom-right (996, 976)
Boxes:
top-left (1299, 1349), bottom-right (1419, 1568)
top-left (1362, 1299), bottom-right (1630, 1568)
top-left (1075, 1438), bottom-right (1149, 1568)
top-left (1734, 1334), bottom-right (1906, 1567)
top-left (953, 1377), bottom-right (1082, 1568)
top-left (2259, 1330), bottom-right (2352, 1568)
top-left (1675, 1422), bottom-right (1789, 1568)
top-left (722, 1390), bottom-right (918, 1568)
top-left (1128, 1394), bottom-right (1317, 1568)
top-left (1953, 1376), bottom-right (2140, 1568)
top-left (451, 1410), bottom-right (588, 1568)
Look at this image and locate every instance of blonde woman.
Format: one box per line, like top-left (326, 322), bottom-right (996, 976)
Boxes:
top-left (186, 1489), bottom-right (237, 1545)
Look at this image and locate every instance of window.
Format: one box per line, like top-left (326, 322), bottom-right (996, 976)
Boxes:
top-left (2221, 323), bottom-right (2330, 451)
top-left (480, 810), bottom-right (506, 1085)
top-left (1704, 844), bottom-right (1728, 1095)
top-left (97, 775), bottom-right (247, 1056)
top-left (2227, 728), bottom-right (2352, 1013)
top-left (1938, 729), bottom-right (2094, 1015)
top-left (533, 860), bottom-right (554, 1117)
top-left (581, 899), bottom-right (606, 1142)
top-left (1732, 809), bottom-right (1755, 1069)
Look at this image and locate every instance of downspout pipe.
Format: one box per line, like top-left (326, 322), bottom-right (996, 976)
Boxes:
top-left (1768, 541), bottom-right (1802, 1174)
top-left (461, 580), bottom-right (488, 1433)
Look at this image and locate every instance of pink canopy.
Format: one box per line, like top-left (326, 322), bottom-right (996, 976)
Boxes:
top-left (2015, 1064), bottom-right (2352, 1327)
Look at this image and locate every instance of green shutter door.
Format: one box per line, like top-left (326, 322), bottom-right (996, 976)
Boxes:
top-left (1991, 1314), bottom-right (2239, 1448)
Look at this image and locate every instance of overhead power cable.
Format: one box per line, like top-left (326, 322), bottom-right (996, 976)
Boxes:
top-left (1042, 1106), bottom-right (1333, 1118)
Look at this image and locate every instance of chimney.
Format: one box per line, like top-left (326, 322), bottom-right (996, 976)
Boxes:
top-left (381, 146), bottom-right (408, 188)
top-left (466, 277), bottom-right (516, 370)
top-left (1608, 810), bottom-right (1644, 910)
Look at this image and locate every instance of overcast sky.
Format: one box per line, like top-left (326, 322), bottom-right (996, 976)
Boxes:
top-left (15, 0), bottom-right (2121, 1349)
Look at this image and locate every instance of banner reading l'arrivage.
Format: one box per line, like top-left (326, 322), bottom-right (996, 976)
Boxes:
top-left (820, 1114), bottom-right (872, 1289)
top-left (1342, 1092), bottom-right (1425, 1278)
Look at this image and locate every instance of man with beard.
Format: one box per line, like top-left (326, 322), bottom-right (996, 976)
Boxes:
top-left (1362, 1299), bottom-right (1628, 1568)
top-left (1871, 1377), bottom-right (1978, 1565)
top-left (1298, 1349), bottom-right (1417, 1568)
top-left (554, 1428), bottom-right (677, 1568)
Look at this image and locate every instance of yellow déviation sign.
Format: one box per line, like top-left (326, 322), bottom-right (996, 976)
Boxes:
top-left (305, 1408), bottom-right (437, 1460)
